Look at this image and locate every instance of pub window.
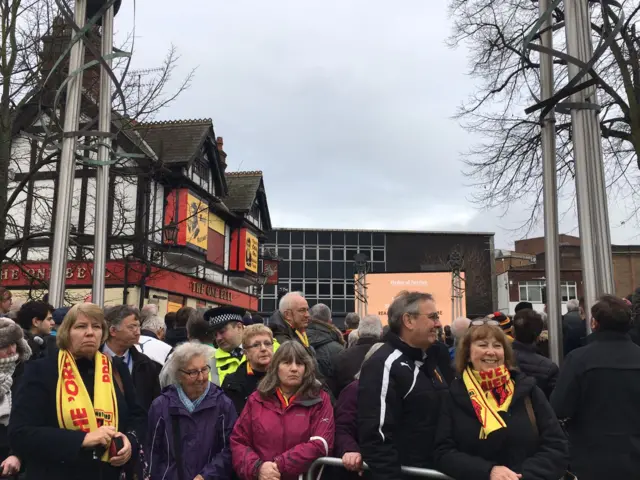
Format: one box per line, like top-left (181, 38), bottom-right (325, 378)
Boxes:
top-left (346, 249), bottom-right (358, 262)
top-left (345, 232), bottom-right (358, 246)
top-left (359, 232), bottom-right (372, 246)
top-left (319, 283), bottom-right (331, 296)
top-left (318, 261), bottom-right (331, 279)
top-left (333, 248), bottom-right (344, 261)
top-left (318, 231), bottom-right (331, 245)
top-left (305, 261), bottom-right (317, 278)
top-left (290, 261), bottom-right (303, 278)
top-left (279, 247), bottom-right (290, 260)
top-left (304, 231), bottom-right (317, 244)
top-left (372, 233), bottom-right (385, 246)
top-left (331, 231), bottom-right (344, 245)
top-left (279, 261), bottom-right (290, 278)
top-left (291, 282), bottom-right (303, 293)
top-left (291, 248), bottom-right (303, 260)
top-left (305, 247), bottom-right (317, 260)
top-left (277, 231), bottom-right (290, 244)
top-left (290, 231), bottom-right (304, 244)
top-left (305, 282), bottom-right (317, 295)
top-left (519, 280), bottom-right (544, 303)
top-left (346, 283), bottom-right (355, 296)
top-left (373, 249), bottom-right (385, 262)
top-left (333, 283), bottom-right (345, 296)
top-left (332, 262), bottom-right (345, 279)
top-left (319, 249), bottom-right (330, 261)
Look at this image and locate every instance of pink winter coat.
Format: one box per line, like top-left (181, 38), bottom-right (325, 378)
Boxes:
top-left (230, 389), bottom-right (335, 480)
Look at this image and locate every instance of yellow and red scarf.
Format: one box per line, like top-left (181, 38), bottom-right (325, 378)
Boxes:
top-left (276, 388), bottom-right (296, 409)
top-left (285, 320), bottom-right (310, 348)
top-left (462, 365), bottom-right (514, 439)
top-left (56, 350), bottom-right (119, 462)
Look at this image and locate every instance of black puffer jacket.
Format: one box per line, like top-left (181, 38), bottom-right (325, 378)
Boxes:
top-left (562, 310), bottom-right (586, 356)
top-left (435, 372), bottom-right (568, 480)
top-left (306, 319), bottom-right (344, 380)
top-left (512, 340), bottom-right (559, 398)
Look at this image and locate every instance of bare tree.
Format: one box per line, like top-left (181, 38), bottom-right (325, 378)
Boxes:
top-left (449, 0), bottom-right (640, 233)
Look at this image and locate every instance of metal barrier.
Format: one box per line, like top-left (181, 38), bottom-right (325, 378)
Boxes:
top-left (306, 456), bottom-right (454, 480)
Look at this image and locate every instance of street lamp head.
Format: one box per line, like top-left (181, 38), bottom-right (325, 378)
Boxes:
top-left (86, 0), bottom-right (122, 25)
top-left (163, 222), bottom-right (179, 244)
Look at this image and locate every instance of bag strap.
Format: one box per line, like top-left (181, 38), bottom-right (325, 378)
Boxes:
top-left (171, 415), bottom-right (185, 480)
top-left (524, 396), bottom-right (539, 437)
top-left (112, 363), bottom-right (124, 395)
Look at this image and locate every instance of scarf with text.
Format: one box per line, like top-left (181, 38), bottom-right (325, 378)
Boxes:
top-left (56, 350), bottom-right (119, 462)
top-left (462, 365), bottom-right (514, 439)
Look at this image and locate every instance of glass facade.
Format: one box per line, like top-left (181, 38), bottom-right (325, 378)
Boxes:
top-left (259, 229), bottom-right (387, 314)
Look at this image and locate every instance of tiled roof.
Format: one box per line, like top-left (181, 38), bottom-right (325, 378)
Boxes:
top-left (133, 119), bottom-right (212, 164)
top-left (224, 171), bottom-right (263, 211)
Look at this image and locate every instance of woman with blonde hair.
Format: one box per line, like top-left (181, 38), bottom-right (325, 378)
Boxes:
top-left (231, 341), bottom-right (334, 480)
top-left (435, 319), bottom-right (568, 480)
top-left (9, 303), bottom-right (145, 480)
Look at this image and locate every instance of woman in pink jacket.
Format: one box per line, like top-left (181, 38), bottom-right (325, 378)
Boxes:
top-left (231, 341), bottom-right (334, 480)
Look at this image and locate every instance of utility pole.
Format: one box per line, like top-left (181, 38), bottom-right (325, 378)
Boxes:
top-left (49, 0), bottom-right (87, 307)
top-left (539, 0), bottom-right (562, 364)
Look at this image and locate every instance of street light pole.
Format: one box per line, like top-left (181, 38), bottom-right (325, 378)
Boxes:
top-left (49, 0), bottom-right (87, 308)
top-left (92, 4), bottom-right (115, 306)
top-left (539, 0), bottom-right (562, 364)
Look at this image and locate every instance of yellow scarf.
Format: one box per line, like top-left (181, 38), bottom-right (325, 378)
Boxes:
top-left (285, 320), bottom-right (309, 347)
top-left (462, 365), bottom-right (514, 439)
top-left (56, 350), bottom-right (119, 462)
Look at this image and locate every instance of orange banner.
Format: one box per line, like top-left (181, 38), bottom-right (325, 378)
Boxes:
top-left (358, 272), bottom-right (465, 326)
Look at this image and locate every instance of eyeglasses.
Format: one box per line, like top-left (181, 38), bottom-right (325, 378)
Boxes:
top-left (245, 340), bottom-right (274, 350)
top-left (470, 319), bottom-right (500, 327)
top-left (411, 312), bottom-right (440, 321)
top-left (180, 365), bottom-right (211, 379)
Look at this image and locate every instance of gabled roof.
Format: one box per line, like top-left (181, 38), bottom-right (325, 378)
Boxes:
top-left (133, 119), bottom-right (212, 165)
top-left (224, 171), bottom-right (264, 211)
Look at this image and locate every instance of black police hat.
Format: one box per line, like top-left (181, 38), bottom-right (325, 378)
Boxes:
top-left (204, 306), bottom-right (246, 331)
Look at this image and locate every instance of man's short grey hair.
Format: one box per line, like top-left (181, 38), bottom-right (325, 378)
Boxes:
top-left (161, 342), bottom-right (214, 387)
top-left (105, 305), bottom-right (140, 330)
top-left (354, 342), bottom-right (385, 380)
top-left (388, 292), bottom-right (434, 334)
top-left (279, 291), bottom-right (305, 314)
top-left (566, 299), bottom-right (580, 312)
top-left (451, 316), bottom-right (471, 339)
top-left (358, 314), bottom-right (383, 339)
top-left (309, 303), bottom-right (331, 323)
top-left (141, 314), bottom-right (165, 334)
top-left (345, 313), bottom-right (360, 329)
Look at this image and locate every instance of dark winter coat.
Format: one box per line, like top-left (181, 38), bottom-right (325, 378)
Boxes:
top-left (562, 310), bottom-right (586, 357)
top-left (435, 372), bottom-right (568, 480)
top-left (147, 383), bottom-right (236, 480)
top-left (333, 336), bottom-right (378, 395)
top-left (428, 341), bottom-right (456, 385)
top-left (307, 319), bottom-right (344, 380)
top-left (551, 330), bottom-right (640, 480)
top-left (231, 389), bottom-right (334, 480)
top-left (268, 311), bottom-right (315, 356)
top-left (128, 346), bottom-right (163, 412)
top-left (8, 353), bottom-right (146, 480)
top-left (358, 331), bottom-right (448, 480)
top-left (165, 327), bottom-right (188, 348)
top-left (335, 380), bottom-right (359, 457)
top-left (222, 362), bottom-right (266, 414)
top-left (512, 340), bottom-right (559, 398)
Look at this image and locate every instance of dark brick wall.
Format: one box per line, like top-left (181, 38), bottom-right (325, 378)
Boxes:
top-left (385, 232), bottom-right (494, 317)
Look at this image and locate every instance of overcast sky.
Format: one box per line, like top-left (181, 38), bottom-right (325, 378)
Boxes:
top-left (116, 0), bottom-right (639, 249)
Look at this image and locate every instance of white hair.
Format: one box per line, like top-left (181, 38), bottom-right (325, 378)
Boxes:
top-left (141, 314), bottom-right (166, 334)
top-left (348, 329), bottom-right (359, 347)
top-left (162, 342), bottom-right (214, 387)
top-left (279, 291), bottom-right (305, 314)
top-left (451, 316), bottom-right (471, 339)
top-left (309, 303), bottom-right (332, 323)
top-left (566, 299), bottom-right (580, 312)
top-left (357, 314), bottom-right (383, 339)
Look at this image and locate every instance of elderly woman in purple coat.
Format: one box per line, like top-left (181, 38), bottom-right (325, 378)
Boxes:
top-left (147, 342), bottom-right (237, 480)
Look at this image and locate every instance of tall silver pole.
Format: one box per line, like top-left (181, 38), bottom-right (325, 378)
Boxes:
top-left (49, 0), bottom-right (87, 308)
top-left (539, 0), bottom-right (562, 364)
top-left (564, 0), bottom-right (614, 331)
top-left (92, 5), bottom-right (115, 306)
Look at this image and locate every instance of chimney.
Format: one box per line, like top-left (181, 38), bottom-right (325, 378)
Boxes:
top-left (216, 136), bottom-right (227, 171)
top-left (40, 16), bottom-right (102, 106)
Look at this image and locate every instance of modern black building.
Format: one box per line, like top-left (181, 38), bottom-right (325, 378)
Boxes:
top-left (259, 228), bottom-right (496, 325)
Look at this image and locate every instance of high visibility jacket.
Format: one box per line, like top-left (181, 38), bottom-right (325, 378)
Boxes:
top-left (209, 339), bottom-right (280, 386)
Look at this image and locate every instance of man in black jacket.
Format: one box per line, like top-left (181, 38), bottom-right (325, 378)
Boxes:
top-left (103, 305), bottom-right (162, 412)
top-left (358, 291), bottom-right (448, 480)
top-left (512, 308), bottom-right (558, 398)
top-left (551, 295), bottom-right (640, 480)
top-left (16, 301), bottom-right (55, 360)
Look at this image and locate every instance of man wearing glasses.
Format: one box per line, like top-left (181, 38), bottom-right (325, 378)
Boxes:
top-left (269, 291), bottom-right (314, 355)
top-left (103, 305), bottom-right (162, 411)
top-left (358, 291), bottom-right (448, 480)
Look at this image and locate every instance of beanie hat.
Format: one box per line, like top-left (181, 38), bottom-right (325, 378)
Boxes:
top-left (0, 317), bottom-right (31, 362)
top-left (52, 307), bottom-right (71, 326)
top-left (492, 312), bottom-right (514, 338)
top-left (204, 306), bottom-right (246, 331)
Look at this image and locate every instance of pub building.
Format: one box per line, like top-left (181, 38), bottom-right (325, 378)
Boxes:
top-left (4, 111), bottom-right (274, 315)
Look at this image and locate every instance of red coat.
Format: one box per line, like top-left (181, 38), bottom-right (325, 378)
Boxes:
top-left (230, 389), bottom-right (335, 480)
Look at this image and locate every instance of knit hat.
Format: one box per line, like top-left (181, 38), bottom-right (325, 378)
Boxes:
top-left (52, 307), bottom-right (71, 326)
top-left (203, 306), bottom-right (246, 332)
top-left (514, 302), bottom-right (533, 313)
top-left (0, 317), bottom-right (31, 362)
top-left (492, 312), bottom-right (514, 338)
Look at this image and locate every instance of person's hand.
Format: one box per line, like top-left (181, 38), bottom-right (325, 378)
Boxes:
top-left (490, 466), bottom-right (522, 480)
top-left (342, 452), bottom-right (363, 473)
top-left (258, 461), bottom-right (280, 480)
top-left (109, 433), bottom-right (132, 467)
top-left (0, 455), bottom-right (20, 477)
top-left (82, 426), bottom-right (116, 448)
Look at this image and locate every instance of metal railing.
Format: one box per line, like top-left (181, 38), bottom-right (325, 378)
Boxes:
top-left (306, 456), bottom-right (454, 480)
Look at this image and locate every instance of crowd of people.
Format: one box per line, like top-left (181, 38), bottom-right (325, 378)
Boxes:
top-left (0, 284), bottom-right (637, 480)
